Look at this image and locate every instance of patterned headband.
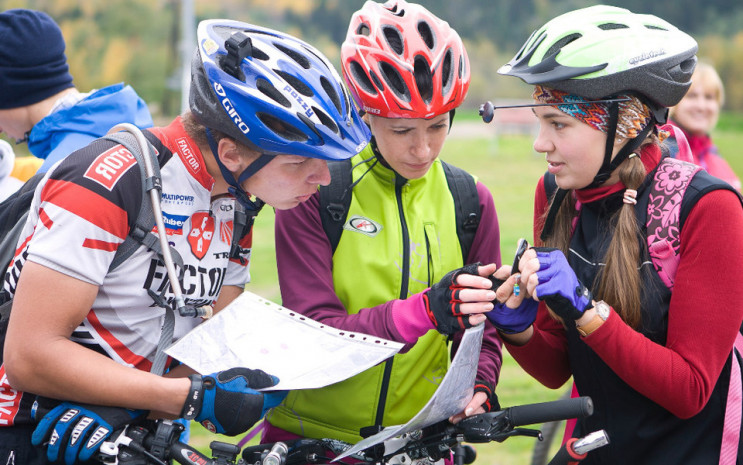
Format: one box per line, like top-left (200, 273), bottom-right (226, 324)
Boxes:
top-left (532, 85), bottom-right (652, 139)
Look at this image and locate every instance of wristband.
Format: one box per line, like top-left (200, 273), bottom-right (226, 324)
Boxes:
top-left (181, 374), bottom-right (204, 420)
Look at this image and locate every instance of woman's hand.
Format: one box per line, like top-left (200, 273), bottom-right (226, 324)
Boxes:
top-left (520, 248), bottom-right (592, 322)
top-left (423, 263), bottom-right (498, 334)
top-left (485, 265), bottom-right (538, 334)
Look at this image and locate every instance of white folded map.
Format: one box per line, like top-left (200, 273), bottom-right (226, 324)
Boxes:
top-left (166, 290), bottom-right (404, 390)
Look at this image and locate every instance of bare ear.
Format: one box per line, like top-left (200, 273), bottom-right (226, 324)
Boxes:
top-left (217, 138), bottom-right (243, 173)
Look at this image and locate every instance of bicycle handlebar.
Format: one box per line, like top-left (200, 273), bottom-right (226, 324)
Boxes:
top-left (509, 396), bottom-right (593, 427)
top-left (87, 396), bottom-right (602, 465)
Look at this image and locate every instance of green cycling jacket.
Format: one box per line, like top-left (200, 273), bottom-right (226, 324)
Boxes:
top-left (268, 147), bottom-right (470, 443)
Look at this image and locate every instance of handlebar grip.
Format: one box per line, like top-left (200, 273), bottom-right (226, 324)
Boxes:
top-left (546, 437), bottom-right (586, 465)
top-left (508, 396), bottom-right (593, 427)
top-left (546, 430), bottom-right (609, 465)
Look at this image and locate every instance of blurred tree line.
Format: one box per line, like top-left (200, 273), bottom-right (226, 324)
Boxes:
top-left (5, 0), bottom-right (743, 118)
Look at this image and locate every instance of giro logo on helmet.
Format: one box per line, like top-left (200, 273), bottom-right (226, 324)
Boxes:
top-left (284, 84), bottom-right (314, 118)
top-left (213, 83), bottom-right (250, 135)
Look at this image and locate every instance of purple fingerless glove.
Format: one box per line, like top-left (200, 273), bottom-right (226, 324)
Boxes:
top-left (486, 298), bottom-right (538, 334)
top-left (533, 247), bottom-right (592, 321)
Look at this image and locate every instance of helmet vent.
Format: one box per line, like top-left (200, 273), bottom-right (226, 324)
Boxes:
top-left (313, 106), bottom-right (340, 135)
top-left (645, 24), bottom-right (669, 31)
top-left (383, 26), bottom-right (405, 56)
top-left (320, 76), bottom-right (343, 114)
top-left (413, 55), bottom-right (433, 104)
top-left (257, 112), bottom-right (309, 142)
top-left (256, 78), bottom-right (291, 108)
top-left (441, 49), bottom-right (453, 94)
top-left (250, 46), bottom-right (270, 61)
top-left (380, 61), bottom-right (411, 102)
top-left (386, 3), bottom-right (405, 17)
top-left (356, 23), bottom-right (371, 36)
top-left (598, 23), bottom-right (629, 30)
top-left (417, 21), bottom-right (435, 50)
top-left (545, 33), bottom-right (581, 58)
top-left (349, 61), bottom-right (378, 95)
top-left (370, 70), bottom-right (385, 92)
top-left (276, 70), bottom-right (313, 97)
top-left (274, 43), bottom-right (311, 69)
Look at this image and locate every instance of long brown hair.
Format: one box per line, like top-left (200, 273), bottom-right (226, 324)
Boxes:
top-left (541, 138), bottom-right (655, 329)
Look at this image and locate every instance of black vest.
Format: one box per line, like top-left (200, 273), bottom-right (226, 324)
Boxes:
top-left (543, 164), bottom-right (742, 464)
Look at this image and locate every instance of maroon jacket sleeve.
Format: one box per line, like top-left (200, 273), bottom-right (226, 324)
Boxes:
top-left (274, 192), bottom-right (405, 343)
top-left (275, 180), bottom-right (504, 386)
top-left (507, 187), bottom-right (743, 418)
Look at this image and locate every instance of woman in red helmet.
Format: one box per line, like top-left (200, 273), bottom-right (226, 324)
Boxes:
top-left (264, 0), bottom-right (504, 448)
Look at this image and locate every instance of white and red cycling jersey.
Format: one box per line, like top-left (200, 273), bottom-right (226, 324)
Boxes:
top-left (0, 117), bottom-right (252, 426)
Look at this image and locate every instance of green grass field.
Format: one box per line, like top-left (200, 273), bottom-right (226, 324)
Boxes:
top-left (188, 115), bottom-right (743, 464)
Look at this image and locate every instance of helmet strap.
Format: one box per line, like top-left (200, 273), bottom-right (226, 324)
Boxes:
top-left (205, 128), bottom-right (267, 215)
top-left (588, 101), bottom-right (620, 187)
top-left (588, 101), bottom-right (655, 188)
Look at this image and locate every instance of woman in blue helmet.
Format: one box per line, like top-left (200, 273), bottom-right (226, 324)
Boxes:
top-left (0, 19), bottom-right (390, 465)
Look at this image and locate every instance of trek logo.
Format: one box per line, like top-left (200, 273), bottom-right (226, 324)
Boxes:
top-left (177, 137), bottom-right (201, 174)
top-left (188, 212), bottom-right (215, 259)
top-left (84, 145), bottom-right (137, 190)
top-left (162, 212), bottom-right (189, 234)
top-left (343, 215), bottom-right (382, 238)
top-left (284, 84), bottom-right (314, 118)
top-left (213, 83), bottom-right (250, 134)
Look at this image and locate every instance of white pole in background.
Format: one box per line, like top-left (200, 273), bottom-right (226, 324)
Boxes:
top-left (180, 0), bottom-right (195, 114)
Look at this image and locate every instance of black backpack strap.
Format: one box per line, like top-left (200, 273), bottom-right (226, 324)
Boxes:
top-left (229, 201), bottom-right (259, 264)
top-left (319, 159), bottom-right (353, 254)
top-left (441, 161), bottom-right (481, 264)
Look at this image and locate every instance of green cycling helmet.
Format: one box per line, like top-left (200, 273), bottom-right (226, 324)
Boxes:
top-left (498, 5), bottom-right (698, 111)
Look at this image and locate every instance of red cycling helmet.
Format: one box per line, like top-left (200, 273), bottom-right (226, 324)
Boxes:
top-left (341, 0), bottom-right (470, 119)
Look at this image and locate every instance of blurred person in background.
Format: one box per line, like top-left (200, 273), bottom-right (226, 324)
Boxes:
top-left (669, 62), bottom-right (741, 190)
top-left (0, 8), bottom-right (153, 178)
top-left (0, 140), bottom-right (23, 201)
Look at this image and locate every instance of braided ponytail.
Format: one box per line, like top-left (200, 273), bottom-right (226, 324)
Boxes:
top-left (595, 152), bottom-right (647, 328)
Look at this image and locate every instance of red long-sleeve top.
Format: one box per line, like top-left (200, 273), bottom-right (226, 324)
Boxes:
top-left (506, 148), bottom-right (743, 419)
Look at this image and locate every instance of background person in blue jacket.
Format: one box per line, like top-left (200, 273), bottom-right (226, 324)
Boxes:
top-left (0, 9), bottom-right (153, 174)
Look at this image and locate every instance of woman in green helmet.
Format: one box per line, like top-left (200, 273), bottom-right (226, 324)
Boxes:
top-left (485, 5), bottom-right (743, 464)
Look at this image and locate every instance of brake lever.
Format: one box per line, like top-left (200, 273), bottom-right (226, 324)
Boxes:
top-left (97, 426), bottom-right (134, 464)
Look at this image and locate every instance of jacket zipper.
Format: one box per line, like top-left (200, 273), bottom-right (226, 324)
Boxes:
top-left (374, 176), bottom-right (410, 427)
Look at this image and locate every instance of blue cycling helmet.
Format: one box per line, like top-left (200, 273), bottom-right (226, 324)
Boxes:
top-left (190, 19), bottom-right (370, 212)
top-left (190, 19), bottom-right (370, 161)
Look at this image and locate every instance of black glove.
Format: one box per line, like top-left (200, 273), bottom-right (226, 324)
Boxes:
top-left (181, 367), bottom-right (287, 436)
top-left (423, 263), bottom-right (482, 335)
top-left (474, 380), bottom-right (501, 412)
top-left (31, 403), bottom-right (145, 465)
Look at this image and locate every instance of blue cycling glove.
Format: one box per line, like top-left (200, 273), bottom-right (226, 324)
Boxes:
top-left (182, 367), bottom-right (287, 436)
top-left (486, 298), bottom-right (539, 334)
top-left (533, 248), bottom-right (593, 321)
top-left (31, 403), bottom-right (145, 465)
